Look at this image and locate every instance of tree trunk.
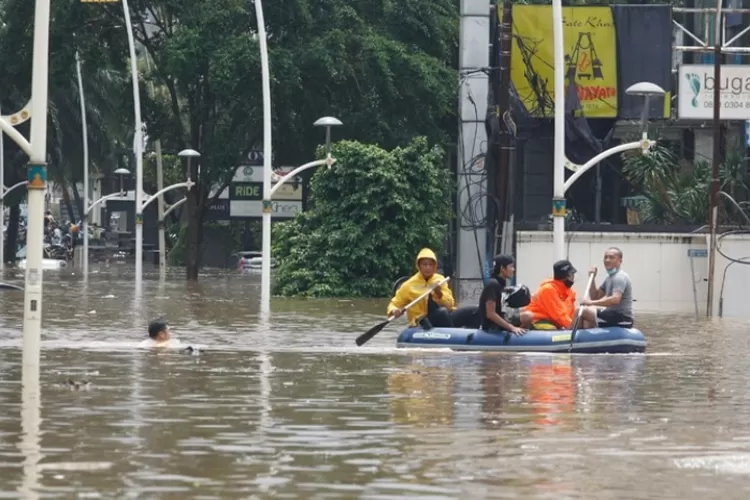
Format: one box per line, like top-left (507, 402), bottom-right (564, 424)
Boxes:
top-left (5, 204), bottom-right (19, 263)
top-left (71, 182), bottom-right (83, 223)
top-left (185, 188), bottom-right (202, 281)
top-left (60, 180), bottom-right (76, 223)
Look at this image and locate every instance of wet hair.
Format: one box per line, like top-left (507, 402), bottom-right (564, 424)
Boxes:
top-left (606, 247), bottom-right (623, 259)
top-left (148, 320), bottom-right (168, 339)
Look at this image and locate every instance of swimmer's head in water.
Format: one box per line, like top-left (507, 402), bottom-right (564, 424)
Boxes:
top-left (148, 320), bottom-right (170, 341)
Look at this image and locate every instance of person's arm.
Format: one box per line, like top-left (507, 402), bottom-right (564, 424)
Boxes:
top-left (588, 274), bottom-right (626, 307)
top-left (484, 299), bottom-right (524, 334)
top-left (431, 278), bottom-right (455, 310)
top-left (387, 282), bottom-right (411, 317)
top-left (588, 273), bottom-right (604, 300)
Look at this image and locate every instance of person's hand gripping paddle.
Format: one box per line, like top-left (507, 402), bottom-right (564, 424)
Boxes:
top-left (569, 270), bottom-right (596, 352)
top-left (355, 277), bottom-right (450, 347)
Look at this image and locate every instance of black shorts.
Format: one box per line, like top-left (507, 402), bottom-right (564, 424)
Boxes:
top-left (596, 308), bottom-right (633, 327)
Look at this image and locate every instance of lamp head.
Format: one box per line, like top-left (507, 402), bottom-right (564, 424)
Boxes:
top-left (178, 149), bottom-right (201, 158)
top-left (625, 82), bottom-right (666, 97)
top-left (313, 116), bottom-right (343, 128)
top-left (314, 117), bottom-right (342, 157)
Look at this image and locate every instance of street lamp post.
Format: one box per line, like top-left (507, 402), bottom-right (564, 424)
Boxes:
top-left (77, 0), bottom-right (143, 282)
top-left (140, 152), bottom-right (195, 239)
top-left (254, 0), bottom-right (273, 313)
top-left (551, 0), bottom-right (566, 262)
top-left (553, 82), bottom-right (666, 255)
top-left (23, 0), bottom-right (52, 383)
top-left (83, 168), bottom-right (132, 228)
top-left (157, 149), bottom-right (200, 278)
top-left (76, 50), bottom-right (92, 276)
top-left (118, 0), bottom-right (145, 287)
top-left (259, 117), bottom-right (342, 313)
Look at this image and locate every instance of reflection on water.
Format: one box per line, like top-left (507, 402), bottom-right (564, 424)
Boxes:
top-left (0, 267), bottom-right (749, 498)
top-left (526, 357), bottom-right (576, 427)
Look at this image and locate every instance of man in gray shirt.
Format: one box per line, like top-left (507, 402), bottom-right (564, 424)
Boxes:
top-left (580, 247), bottom-right (634, 328)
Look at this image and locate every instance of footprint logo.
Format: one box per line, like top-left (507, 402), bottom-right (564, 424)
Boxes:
top-left (685, 73), bottom-right (701, 107)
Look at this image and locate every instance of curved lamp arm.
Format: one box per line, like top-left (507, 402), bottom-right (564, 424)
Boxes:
top-left (86, 191), bottom-right (129, 216)
top-left (563, 139), bottom-right (654, 194)
top-left (142, 180), bottom-right (194, 210)
top-left (161, 197), bottom-right (187, 219)
top-left (268, 158), bottom-right (334, 199)
top-left (1, 180), bottom-right (28, 199)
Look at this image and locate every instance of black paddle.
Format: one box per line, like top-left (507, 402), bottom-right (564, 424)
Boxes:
top-left (356, 276), bottom-right (450, 347)
top-left (569, 271), bottom-right (596, 352)
top-left (0, 282), bottom-right (23, 291)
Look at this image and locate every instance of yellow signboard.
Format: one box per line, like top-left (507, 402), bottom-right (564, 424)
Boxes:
top-left (508, 6), bottom-right (618, 118)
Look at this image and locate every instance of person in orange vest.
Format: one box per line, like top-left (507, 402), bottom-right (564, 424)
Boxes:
top-left (520, 259), bottom-right (578, 330)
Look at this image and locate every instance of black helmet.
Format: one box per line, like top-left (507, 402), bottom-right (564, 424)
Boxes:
top-left (553, 259), bottom-right (577, 280)
top-left (505, 284), bottom-right (531, 308)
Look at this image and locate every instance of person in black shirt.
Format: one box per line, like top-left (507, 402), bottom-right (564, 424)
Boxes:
top-left (479, 254), bottom-right (526, 335)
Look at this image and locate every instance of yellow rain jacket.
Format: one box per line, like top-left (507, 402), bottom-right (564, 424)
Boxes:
top-left (387, 248), bottom-right (455, 326)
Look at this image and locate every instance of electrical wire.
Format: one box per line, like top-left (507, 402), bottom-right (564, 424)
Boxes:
top-left (711, 191), bottom-right (750, 316)
top-left (455, 72), bottom-right (504, 299)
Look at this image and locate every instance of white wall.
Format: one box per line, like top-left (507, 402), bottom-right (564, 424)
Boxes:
top-left (711, 234), bottom-right (750, 319)
top-left (516, 231), bottom-right (710, 316)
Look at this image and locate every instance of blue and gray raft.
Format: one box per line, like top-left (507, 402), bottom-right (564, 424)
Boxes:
top-left (396, 326), bottom-right (646, 354)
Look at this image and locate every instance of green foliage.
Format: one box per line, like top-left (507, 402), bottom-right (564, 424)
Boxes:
top-left (264, 0), bottom-right (459, 163)
top-left (143, 152), bottom-right (185, 194)
top-left (0, 0), bottom-right (130, 185)
top-left (623, 140), bottom-right (750, 225)
top-left (0, 0), bottom-right (460, 277)
top-left (272, 137), bottom-right (453, 298)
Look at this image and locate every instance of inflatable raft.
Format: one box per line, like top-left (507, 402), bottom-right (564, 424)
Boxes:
top-left (396, 326), bottom-right (646, 354)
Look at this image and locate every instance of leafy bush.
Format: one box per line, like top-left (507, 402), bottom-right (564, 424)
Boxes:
top-left (272, 137), bottom-right (453, 297)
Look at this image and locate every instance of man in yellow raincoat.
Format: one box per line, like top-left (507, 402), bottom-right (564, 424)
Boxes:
top-left (387, 248), bottom-right (456, 328)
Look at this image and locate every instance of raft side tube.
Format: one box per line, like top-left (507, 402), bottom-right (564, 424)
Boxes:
top-left (396, 326), bottom-right (646, 354)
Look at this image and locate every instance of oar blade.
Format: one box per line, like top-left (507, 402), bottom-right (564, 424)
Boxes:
top-left (355, 320), bottom-right (390, 347)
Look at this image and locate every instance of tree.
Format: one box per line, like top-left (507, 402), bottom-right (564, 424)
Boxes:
top-left (262, 0), bottom-right (459, 165)
top-left (622, 140), bottom-right (750, 225)
top-left (100, 0), bottom-right (460, 280)
top-left (0, 0), bottom-right (129, 257)
top-left (272, 137), bottom-right (453, 298)
top-left (98, 0), bottom-right (265, 279)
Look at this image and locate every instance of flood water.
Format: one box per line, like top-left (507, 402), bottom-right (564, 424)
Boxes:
top-left (0, 266), bottom-right (749, 499)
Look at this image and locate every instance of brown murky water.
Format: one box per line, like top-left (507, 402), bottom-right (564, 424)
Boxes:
top-left (0, 266), bottom-right (749, 499)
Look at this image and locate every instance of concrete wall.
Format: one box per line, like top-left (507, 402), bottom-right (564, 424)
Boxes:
top-left (711, 234), bottom-right (750, 320)
top-left (456, 0), bottom-right (490, 304)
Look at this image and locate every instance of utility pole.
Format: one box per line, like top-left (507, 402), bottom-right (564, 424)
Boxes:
top-left (707, 0), bottom-right (723, 318)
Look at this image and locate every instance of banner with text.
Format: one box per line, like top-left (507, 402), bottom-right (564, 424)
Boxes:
top-left (678, 64), bottom-right (750, 120)
top-left (509, 5), bottom-right (618, 118)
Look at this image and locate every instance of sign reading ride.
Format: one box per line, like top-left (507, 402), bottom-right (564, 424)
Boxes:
top-left (508, 5), bottom-right (618, 118)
